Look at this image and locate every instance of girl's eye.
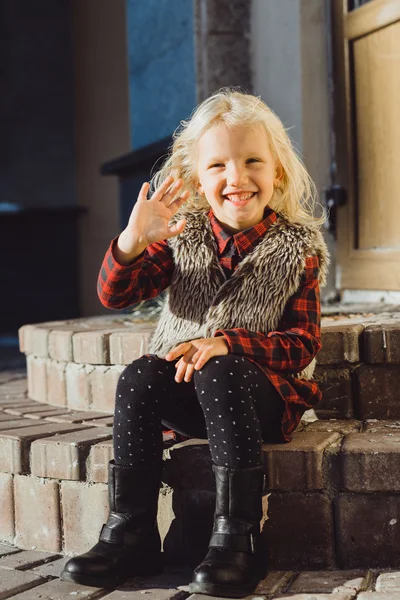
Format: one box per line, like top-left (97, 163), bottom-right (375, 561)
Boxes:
top-left (209, 159), bottom-right (259, 168)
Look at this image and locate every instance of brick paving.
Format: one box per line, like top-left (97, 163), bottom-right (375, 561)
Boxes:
top-left (0, 544), bottom-right (400, 599)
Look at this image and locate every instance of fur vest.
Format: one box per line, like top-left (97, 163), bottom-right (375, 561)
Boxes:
top-left (148, 206), bottom-right (330, 381)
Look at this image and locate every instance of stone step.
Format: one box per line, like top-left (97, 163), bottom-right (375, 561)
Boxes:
top-left (2, 387), bottom-right (400, 569)
top-left (16, 312), bottom-right (400, 419)
top-left (6, 308), bottom-right (400, 570)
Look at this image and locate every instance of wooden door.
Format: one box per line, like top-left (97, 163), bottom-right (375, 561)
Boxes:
top-left (333, 0), bottom-right (400, 291)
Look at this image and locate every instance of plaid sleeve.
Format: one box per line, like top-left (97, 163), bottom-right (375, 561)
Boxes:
top-left (213, 254), bottom-right (322, 374)
top-left (97, 236), bottom-right (174, 309)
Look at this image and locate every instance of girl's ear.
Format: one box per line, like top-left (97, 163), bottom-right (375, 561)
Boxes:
top-left (274, 163), bottom-right (284, 187)
top-left (196, 181), bottom-right (204, 195)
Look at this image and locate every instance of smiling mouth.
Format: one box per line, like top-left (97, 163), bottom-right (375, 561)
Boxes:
top-left (224, 192), bottom-right (257, 205)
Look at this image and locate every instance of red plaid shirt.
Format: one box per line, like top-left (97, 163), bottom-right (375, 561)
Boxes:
top-left (98, 206), bottom-right (322, 442)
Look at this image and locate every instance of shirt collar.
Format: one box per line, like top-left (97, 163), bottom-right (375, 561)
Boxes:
top-left (208, 205), bottom-right (278, 256)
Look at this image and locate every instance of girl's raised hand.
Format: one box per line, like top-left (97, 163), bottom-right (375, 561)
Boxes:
top-left (118, 175), bottom-right (190, 257)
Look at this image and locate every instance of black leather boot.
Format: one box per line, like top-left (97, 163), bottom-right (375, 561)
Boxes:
top-left (189, 463), bottom-right (267, 598)
top-left (60, 460), bottom-right (163, 588)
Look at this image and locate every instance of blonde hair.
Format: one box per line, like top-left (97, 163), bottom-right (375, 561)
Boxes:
top-left (150, 87), bottom-right (327, 228)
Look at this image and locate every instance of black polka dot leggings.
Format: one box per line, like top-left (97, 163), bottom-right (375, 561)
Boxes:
top-left (113, 354), bottom-right (286, 469)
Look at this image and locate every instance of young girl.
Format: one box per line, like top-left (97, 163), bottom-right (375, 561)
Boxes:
top-left (61, 88), bottom-right (329, 597)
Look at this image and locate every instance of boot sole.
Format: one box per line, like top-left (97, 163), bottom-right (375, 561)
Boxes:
top-left (188, 564), bottom-right (267, 598)
top-left (60, 569), bottom-right (123, 589)
top-left (60, 562), bottom-right (163, 589)
top-left (188, 579), bottom-right (259, 598)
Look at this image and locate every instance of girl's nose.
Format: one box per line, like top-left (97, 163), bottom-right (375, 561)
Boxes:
top-left (226, 164), bottom-right (248, 186)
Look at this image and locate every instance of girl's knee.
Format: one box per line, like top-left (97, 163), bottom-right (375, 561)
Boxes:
top-left (193, 354), bottom-right (246, 377)
top-left (116, 355), bottom-right (163, 409)
top-left (119, 354), bottom-right (161, 380)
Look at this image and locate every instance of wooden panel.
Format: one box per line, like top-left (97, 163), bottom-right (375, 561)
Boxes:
top-left (353, 20), bottom-right (400, 250)
top-left (346, 0), bottom-right (400, 40)
top-left (333, 0), bottom-right (400, 291)
top-left (337, 256), bottom-right (400, 290)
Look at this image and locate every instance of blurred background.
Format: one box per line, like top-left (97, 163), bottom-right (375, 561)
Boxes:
top-left (1, 0), bottom-right (399, 370)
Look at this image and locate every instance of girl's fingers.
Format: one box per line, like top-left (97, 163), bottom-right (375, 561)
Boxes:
top-left (174, 359), bottom-right (186, 383)
top-left (160, 179), bottom-right (183, 204)
top-left (142, 176), bottom-right (188, 208)
top-left (193, 352), bottom-right (205, 370)
top-left (168, 190), bottom-right (190, 214)
top-left (175, 360), bottom-right (196, 383)
top-left (177, 190), bottom-right (190, 203)
top-left (184, 362), bottom-right (196, 383)
top-left (151, 175), bottom-right (177, 202)
top-left (173, 347), bottom-right (198, 382)
top-left (139, 176), bottom-right (172, 203)
top-left (137, 181), bottom-right (150, 202)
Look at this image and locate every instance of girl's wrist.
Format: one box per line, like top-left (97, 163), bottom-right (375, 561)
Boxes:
top-left (115, 231), bottom-right (147, 265)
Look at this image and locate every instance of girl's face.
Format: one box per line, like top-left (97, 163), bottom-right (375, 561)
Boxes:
top-left (196, 122), bottom-right (283, 233)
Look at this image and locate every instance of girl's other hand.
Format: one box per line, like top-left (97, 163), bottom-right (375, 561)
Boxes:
top-left (165, 337), bottom-right (229, 383)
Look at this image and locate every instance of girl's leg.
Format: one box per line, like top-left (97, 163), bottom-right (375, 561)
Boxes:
top-left (114, 353), bottom-right (284, 469)
top-left (113, 355), bottom-right (208, 467)
top-left (189, 354), bottom-right (285, 597)
top-left (192, 355), bottom-right (285, 468)
top-left (62, 354), bottom-right (206, 588)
